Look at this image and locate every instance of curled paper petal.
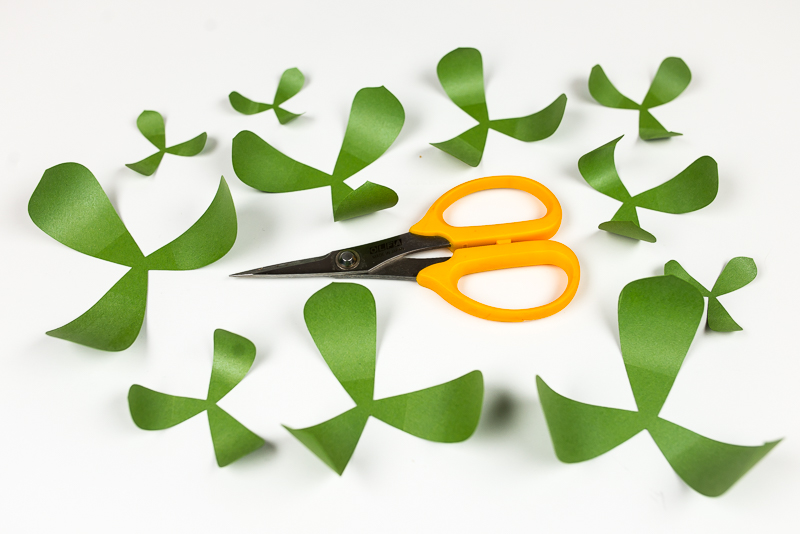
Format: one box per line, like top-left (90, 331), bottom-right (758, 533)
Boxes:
top-left (129, 386), bottom-right (208, 430)
top-left (229, 67), bottom-right (305, 124)
top-left (332, 181), bottom-right (399, 222)
top-left (136, 110), bottom-right (166, 149)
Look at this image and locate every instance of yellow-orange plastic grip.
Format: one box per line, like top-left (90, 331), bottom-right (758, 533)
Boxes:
top-left (409, 175), bottom-right (562, 249)
top-left (416, 240), bottom-right (580, 322)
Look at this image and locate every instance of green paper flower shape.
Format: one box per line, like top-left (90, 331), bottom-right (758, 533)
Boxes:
top-left (284, 283), bottom-right (484, 475)
top-left (432, 47), bottom-right (567, 166)
top-left (229, 67), bottom-right (305, 124)
top-left (537, 276), bottom-right (780, 497)
top-left (126, 110), bottom-right (208, 175)
top-left (28, 163), bottom-right (237, 351)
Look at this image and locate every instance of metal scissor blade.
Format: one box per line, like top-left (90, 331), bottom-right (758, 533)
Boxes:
top-left (230, 253), bottom-right (335, 278)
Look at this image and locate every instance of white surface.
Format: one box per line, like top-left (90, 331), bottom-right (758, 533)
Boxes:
top-left (1, 0), bottom-right (798, 532)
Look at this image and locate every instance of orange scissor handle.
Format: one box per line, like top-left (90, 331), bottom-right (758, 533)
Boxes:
top-left (416, 240), bottom-right (580, 322)
top-left (409, 175), bottom-right (562, 249)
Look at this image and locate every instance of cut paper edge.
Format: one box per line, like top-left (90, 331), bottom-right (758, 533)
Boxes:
top-left (126, 151), bottom-right (165, 176)
top-left (598, 220), bottom-right (656, 243)
top-left (332, 181), bottom-right (399, 221)
top-left (284, 407), bottom-right (370, 475)
top-left (431, 123), bottom-right (489, 167)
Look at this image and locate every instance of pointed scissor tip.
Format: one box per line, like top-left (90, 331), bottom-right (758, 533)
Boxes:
top-left (230, 267), bottom-right (265, 277)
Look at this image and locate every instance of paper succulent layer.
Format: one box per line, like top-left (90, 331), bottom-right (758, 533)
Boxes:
top-left (589, 57), bottom-right (691, 140)
top-left (28, 163), bottom-right (237, 351)
top-left (126, 110), bottom-right (207, 175)
top-left (537, 275), bottom-right (779, 497)
top-left (229, 67), bottom-right (305, 124)
top-left (284, 283), bottom-right (484, 474)
top-left (578, 136), bottom-right (718, 242)
top-left (431, 47), bottom-right (566, 166)
top-left (232, 86), bottom-right (403, 221)
top-left (128, 329), bottom-right (265, 467)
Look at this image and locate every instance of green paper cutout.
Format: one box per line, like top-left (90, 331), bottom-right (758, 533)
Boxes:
top-left (229, 67), bottom-right (305, 124)
top-left (232, 86), bottom-right (403, 221)
top-left (128, 329), bottom-right (265, 467)
top-left (431, 47), bottom-right (566, 166)
top-left (589, 57), bottom-right (692, 140)
top-left (578, 136), bottom-right (718, 242)
top-left (126, 111), bottom-right (207, 176)
top-left (284, 283), bottom-right (484, 474)
top-left (28, 163), bottom-right (237, 351)
top-left (537, 276), bottom-right (780, 497)
top-left (665, 257), bottom-right (757, 332)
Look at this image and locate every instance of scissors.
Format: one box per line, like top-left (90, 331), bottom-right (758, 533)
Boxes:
top-left (232, 175), bottom-right (580, 322)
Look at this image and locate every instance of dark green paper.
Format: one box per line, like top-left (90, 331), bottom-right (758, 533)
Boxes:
top-left (28, 163), bottom-right (237, 351)
top-left (537, 276), bottom-right (779, 497)
top-left (432, 47), bottom-right (566, 166)
top-left (126, 110), bottom-right (208, 176)
top-left (578, 136), bottom-right (718, 242)
top-left (232, 86), bottom-right (404, 221)
top-left (589, 57), bottom-right (691, 140)
top-left (229, 67), bottom-right (305, 124)
top-left (128, 329), bottom-right (265, 467)
top-left (285, 283), bottom-right (484, 474)
top-left (665, 257), bottom-right (757, 332)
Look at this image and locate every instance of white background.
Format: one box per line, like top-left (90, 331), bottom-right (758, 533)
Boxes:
top-left (1, 0), bottom-right (798, 532)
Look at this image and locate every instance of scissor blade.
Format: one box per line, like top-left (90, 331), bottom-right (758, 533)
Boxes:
top-left (230, 253), bottom-right (335, 278)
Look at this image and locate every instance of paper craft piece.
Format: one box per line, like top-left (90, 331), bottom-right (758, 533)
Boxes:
top-left (431, 47), bottom-right (566, 166)
top-left (229, 67), bottom-right (305, 124)
top-left (665, 257), bottom-right (757, 332)
top-left (589, 57), bottom-right (691, 140)
top-left (537, 275), bottom-right (780, 497)
top-left (578, 136), bottom-right (718, 242)
top-left (128, 329), bottom-right (264, 466)
top-left (232, 86), bottom-right (404, 221)
top-left (284, 283), bottom-right (483, 474)
top-left (28, 163), bottom-right (237, 351)
top-left (126, 111), bottom-right (208, 175)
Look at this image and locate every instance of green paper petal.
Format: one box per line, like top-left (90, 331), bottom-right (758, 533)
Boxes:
top-left (128, 385), bottom-right (207, 430)
top-left (229, 91), bottom-right (273, 115)
top-left (284, 407), bottom-right (370, 475)
top-left (633, 156), bottom-right (718, 213)
top-left (125, 151), bottom-right (166, 176)
top-left (577, 136), bottom-right (631, 202)
top-left (649, 417), bottom-right (780, 497)
top-left (588, 65), bottom-right (640, 110)
top-left (639, 109), bottom-right (682, 140)
top-left (145, 177), bottom-right (237, 271)
top-left (431, 123), bottom-right (489, 167)
top-left (165, 132), bottom-right (207, 156)
top-left (712, 257), bottom-right (757, 296)
top-left (332, 181), bottom-right (399, 222)
top-left (372, 371), bottom-right (484, 442)
top-left (707, 297), bottom-right (743, 332)
top-left (436, 47), bottom-right (489, 123)
top-left (136, 110), bottom-right (166, 149)
top-left (207, 329), bottom-right (257, 404)
top-left (490, 93), bottom-right (567, 141)
top-left (274, 107), bottom-right (302, 125)
top-left (273, 67), bottom-right (305, 107)
top-left (47, 267), bottom-right (148, 352)
top-left (537, 376), bottom-right (645, 462)
top-left (207, 405), bottom-right (265, 467)
top-left (303, 283), bottom-right (376, 404)
top-left (332, 86), bottom-right (405, 180)
top-left (29, 162), bottom-right (144, 265)
top-left (619, 276), bottom-right (703, 416)
top-left (664, 260), bottom-right (710, 295)
top-left (641, 57), bottom-right (692, 109)
top-left (598, 220), bottom-right (656, 242)
top-left (232, 130), bottom-right (332, 192)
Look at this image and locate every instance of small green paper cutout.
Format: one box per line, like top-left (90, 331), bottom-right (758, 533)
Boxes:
top-left (28, 163), bottom-right (237, 351)
top-left (578, 136), bottom-right (718, 242)
top-left (126, 110), bottom-right (208, 176)
top-left (537, 276), bottom-right (780, 497)
top-left (229, 67), bottom-right (305, 124)
top-left (232, 86), bottom-right (404, 221)
top-left (284, 283), bottom-right (484, 475)
top-left (589, 57), bottom-right (692, 140)
top-left (431, 47), bottom-right (566, 166)
top-left (665, 257), bottom-right (757, 332)
top-left (128, 329), bottom-right (265, 467)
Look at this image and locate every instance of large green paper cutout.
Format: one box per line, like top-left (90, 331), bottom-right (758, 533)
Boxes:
top-left (431, 47), bottom-right (566, 166)
top-left (589, 57), bottom-right (691, 140)
top-left (28, 163), bottom-right (237, 351)
top-left (229, 67), bottom-right (305, 124)
top-left (232, 86), bottom-right (404, 222)
top-left (126, 110), bottom-right (208, 176)
top-left (665, 257), bottom-right (757, 332)
top-left (128, 329), bottom-right (265, 467)
top-left (284, 283), bottom-right (484, 474)
top-left (578, 136), bottom-right (718, 242)
top-left (537, 276), bottom-right (780, 497)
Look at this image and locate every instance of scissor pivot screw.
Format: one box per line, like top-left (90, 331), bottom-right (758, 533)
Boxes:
top-left (335, 250), bottom-right (360, 270)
